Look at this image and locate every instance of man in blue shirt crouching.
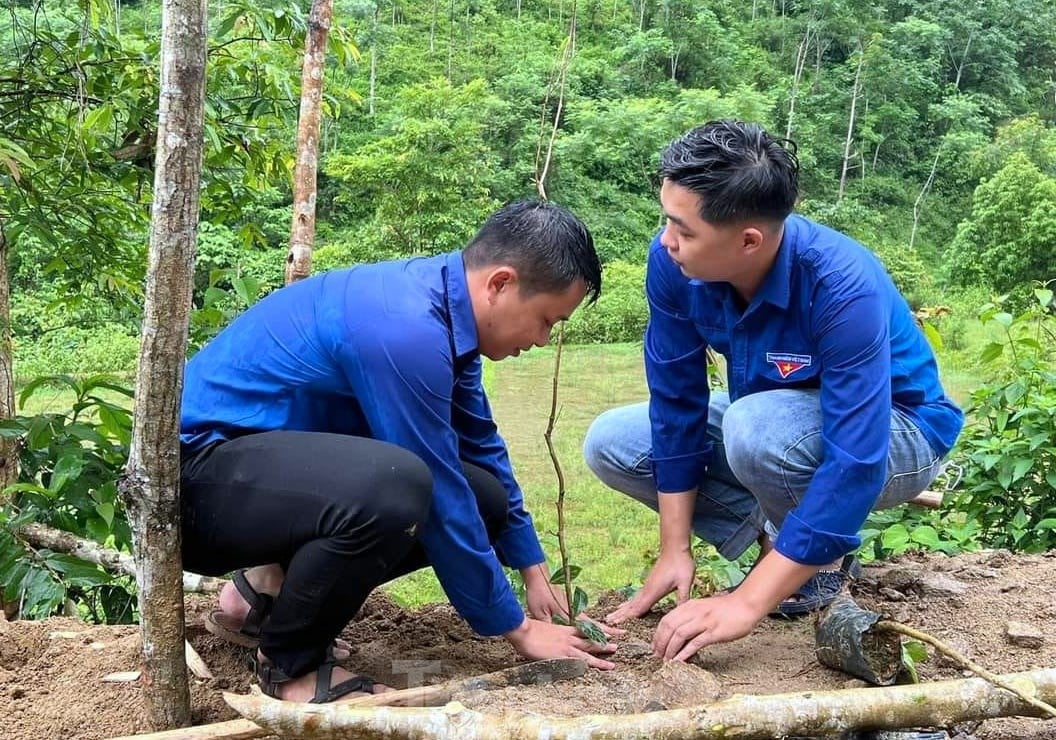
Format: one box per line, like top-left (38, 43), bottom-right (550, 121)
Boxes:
top-left (583, 120), bottom-right (963, 661)
top-left (181, 200), bottom-right (619, 704)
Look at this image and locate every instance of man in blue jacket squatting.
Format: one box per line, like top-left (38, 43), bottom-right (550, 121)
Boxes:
top-left (584, 120), bottom-right (964, 661)
top-left (180, 200), bottom-right (619, 704)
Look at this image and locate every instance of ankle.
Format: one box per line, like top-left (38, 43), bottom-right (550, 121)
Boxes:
top-left (244, 564), bottom-right (284, 596)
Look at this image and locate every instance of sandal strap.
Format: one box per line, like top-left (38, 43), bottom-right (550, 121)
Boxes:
top-left (310, 651), bottom-right (376, 703)
top-left (231, 570), bottom-right (273, 640)
top-left (248, 652), bottom-right (292, 699)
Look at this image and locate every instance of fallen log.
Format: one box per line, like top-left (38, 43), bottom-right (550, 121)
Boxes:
top-left (16, 522), bottom-right (223, 593)
top-left (225, 667), bottom-right (1056, 739)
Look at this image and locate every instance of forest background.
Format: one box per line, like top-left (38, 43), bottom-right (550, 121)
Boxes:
top-left (1, 0), bottom-right (1055, 619)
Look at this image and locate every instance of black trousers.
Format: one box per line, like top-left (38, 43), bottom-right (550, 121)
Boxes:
top-left (180, 430), bottom-right (509, 677)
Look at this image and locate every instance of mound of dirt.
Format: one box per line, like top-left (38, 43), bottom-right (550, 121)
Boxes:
top-left (2, 550), bottom-right (1055, 739)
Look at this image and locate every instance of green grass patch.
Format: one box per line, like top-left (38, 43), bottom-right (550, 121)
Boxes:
top-left (384, 341), bottom-right (658, 608)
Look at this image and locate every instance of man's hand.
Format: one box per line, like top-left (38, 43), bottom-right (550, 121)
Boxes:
top-left (521, 564), bottom-right (569, 622)
top-left (605, 547), bottom-right (695, 624)
top-left (521, 564), bottom-right (625, 639)
top-left (651, 592), bottom-right (767, 661)
top-left (504, 617), bottom-right (618, 670)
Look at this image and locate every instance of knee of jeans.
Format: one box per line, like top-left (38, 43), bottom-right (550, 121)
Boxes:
top-left (721, 395), bottom-right (777, 489)
top-left (583, 409), bottom-right (632, 481)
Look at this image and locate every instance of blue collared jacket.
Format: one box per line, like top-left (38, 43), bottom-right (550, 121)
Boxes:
top-left (645, 215), bottom-right (964, 565)
top-left (180, 252), bottom-right (543, 635)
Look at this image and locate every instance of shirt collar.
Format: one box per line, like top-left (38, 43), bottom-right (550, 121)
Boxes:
top-left (751, 215), bottom-right (798, 310)
top-left (443, 251), bottom-right (479, 359)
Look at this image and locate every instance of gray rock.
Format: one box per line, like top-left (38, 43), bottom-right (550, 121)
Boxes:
top-left (917, 572), bottom-right (969, 597)
top-left (1005, 620), bottom-right (1044, 649)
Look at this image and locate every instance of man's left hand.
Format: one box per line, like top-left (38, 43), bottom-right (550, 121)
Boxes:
top-left (652, 592), bottom-right (766, 661)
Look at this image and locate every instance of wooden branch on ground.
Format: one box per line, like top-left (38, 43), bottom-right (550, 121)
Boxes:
top-left (877, 620), bottom-right (1056, 718)
top-left (16, 522), bottom-right (224, 593)
top-left (907, 490), bottom-right (944, 508)
top-left (106, 720), bottom-right (266, 740)
top-left (185, 640), bottom-right (214, 680)
top-left (224, 667), bottom-right (1056, 740)
top-left (107, 659), bottom-right (587, 740)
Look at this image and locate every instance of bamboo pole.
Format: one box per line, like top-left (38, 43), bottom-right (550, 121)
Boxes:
top-left (223, 668), bottom-right (1056, 739)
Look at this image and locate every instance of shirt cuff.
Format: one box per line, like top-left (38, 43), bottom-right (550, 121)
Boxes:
top-left (494, 521), bottom-right (546, 570)
top-left (774, 511), bottom-right (861, 565)
top-left (653, 450), bottom-right (710, 493)
top-left (461, 592), bottom-right (526, 636)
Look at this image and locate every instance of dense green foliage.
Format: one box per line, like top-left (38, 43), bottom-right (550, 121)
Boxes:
top-left (948, 288), bottom-right (1056, 551)
top-left (2, 0), bottom-right (1056, 618)
top-left (0, 376), bottom-right (135, 621)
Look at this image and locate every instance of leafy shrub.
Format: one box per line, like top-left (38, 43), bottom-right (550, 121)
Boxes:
top-left (13, 325), bottom-right (141, 382)
top-left (564, 260), bottom-right (647, 344)
top-left (947, 286), bottom-right (1056, 552)
top-left (0, 375), bottom-right (136, 621)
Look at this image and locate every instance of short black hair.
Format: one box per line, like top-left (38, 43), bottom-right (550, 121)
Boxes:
top-left (463, 200), bottom-right (602, 304)
top-left (660, 119), bottom-right (799, 225)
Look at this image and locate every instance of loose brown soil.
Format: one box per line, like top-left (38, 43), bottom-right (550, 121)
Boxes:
top-left (2, 550), bottom-right (1055, 739)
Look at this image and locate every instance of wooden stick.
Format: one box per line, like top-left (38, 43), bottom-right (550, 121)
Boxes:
top-left (185, 640), bottom-right (214, 680)
top-left (16, 522), bottom-right (224, 593)
top-left (907, 489), bottom-right (944, 508)
top-left (877, 620), bottom-right (1056, 718)
top-left (225, 668), bottom-right (1056, 740)
top-left (106, 719), bottom-right (266, 740)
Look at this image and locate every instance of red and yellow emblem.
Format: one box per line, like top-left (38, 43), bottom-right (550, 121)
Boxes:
top-left (766, 352), bottom-right (812, 379)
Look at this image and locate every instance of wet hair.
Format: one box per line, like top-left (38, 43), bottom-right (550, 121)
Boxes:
top-left (462, 200), bottom-right (602, 304)
top-left (659, 119), bottom-right (799, 225)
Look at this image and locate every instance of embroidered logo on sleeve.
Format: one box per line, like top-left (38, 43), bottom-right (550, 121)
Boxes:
top-left (766, 352), bottom-right (813, 379)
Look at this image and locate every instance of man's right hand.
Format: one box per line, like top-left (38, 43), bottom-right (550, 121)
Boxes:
top-left (503, 617), bottom-right (617, 670)
top-left (604, 547), bottom-right (696, 624)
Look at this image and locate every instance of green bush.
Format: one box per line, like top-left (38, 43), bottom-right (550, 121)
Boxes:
top-left (564, 260), bottom-right (647, 345)
top-left (948, 286), bottom-right (1056, 552)
top-left (0, 376), bottom-right (136, 622)
top-left (13, 325), bottom-right (141, 382)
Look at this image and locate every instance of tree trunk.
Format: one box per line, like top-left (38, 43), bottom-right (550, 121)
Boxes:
top-left (0, 218), bottom-right (16, 497)
top-left (838, 43), bottom-right (865, 202)
top-left (910, 146), bottom-right (942, 250)
top-left (284, 0), bottom-right (333, 286)
top-left (430, 0), bottom-right (437, 51)
top-left (785, 24), bottom-right (813, 141)
top-left (0, 218), bottom-right (15, 620)
top-left (117, 0), bottom-right (207, 728)
top-left (225, 667), bottom-right (1056, 740)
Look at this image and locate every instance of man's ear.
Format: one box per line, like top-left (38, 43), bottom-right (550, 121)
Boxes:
top-left (485, 266), bottom-right (518, 303)
top-left (741, 226), bottom-right (765, 254)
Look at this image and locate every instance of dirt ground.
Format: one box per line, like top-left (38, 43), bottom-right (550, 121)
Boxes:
top-left (2, 550), bottom-right (1055, 739)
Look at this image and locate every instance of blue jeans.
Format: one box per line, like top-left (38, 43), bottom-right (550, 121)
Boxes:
top-left (583, 390), bottom-right (945, 561)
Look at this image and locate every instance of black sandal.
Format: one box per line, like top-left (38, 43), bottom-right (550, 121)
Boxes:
top-left (204, 569), bottom-right (272, 648)
top-left (250, 650), bottom-right (377, 703)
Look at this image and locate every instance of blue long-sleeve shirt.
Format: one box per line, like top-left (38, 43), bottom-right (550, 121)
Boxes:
top-left (645, 215), bottom-right (964, 565)
top-left (180, 252), bottom-right (544, 635)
